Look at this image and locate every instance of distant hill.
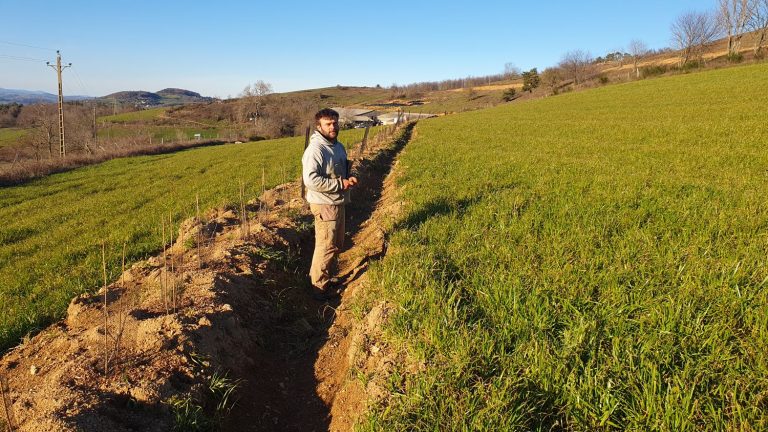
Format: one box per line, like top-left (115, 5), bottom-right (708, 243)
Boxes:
top-left (0, 88), bottom-right (92, 104)
top-left (99, 88), bottom-right (213, 108)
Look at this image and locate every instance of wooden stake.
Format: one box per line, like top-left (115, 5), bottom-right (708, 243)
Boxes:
top-left (162, 219), bottom-right (168, 314)
top-left (301, 124), bottom-right (310, 200)
top-left (261, 167), bottom-right (266, 195)
top-left (196, 193), bottom-right (202, 269)
top-left (239, 180), bottom-right (250, 239)
top-left (114, 242), bottom-right (127, 366)
top-left (358, 126), bottom-right (370, 159)
top-left (178, 226), bottom-right (184, 312)
top-left (102, 241), bottom-right (109, 375)
top-left (0, 374), bottom-right (14, 432)
top-left (168, 212), bottom-right (174, 313)
top-left (245, 184), bottom-right (251, 238)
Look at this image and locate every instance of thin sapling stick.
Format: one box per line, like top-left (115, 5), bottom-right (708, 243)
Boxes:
top-left (0, 374), bottom-right (14, 432)
top-left (102, 241), bottom-right (109, 375)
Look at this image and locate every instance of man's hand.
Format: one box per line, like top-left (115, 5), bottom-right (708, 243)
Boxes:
top-left (342, 176), bottom-right (358, 190)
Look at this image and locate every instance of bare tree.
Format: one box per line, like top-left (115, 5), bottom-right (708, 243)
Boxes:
top-left (17, 104), bottom-right (57, 159)
top-left (63, 103), bottom-right (93, 154)
top-left (628, 39), bottom-right (649, 78)
top-left (504, 63), bottom-right (521, 79)
top-left (671, 11), bottom-right (721, 66)
top-left (718, 0), bottom-right (755, 57)
top-left (749, 0), bottom-right (768, 56)
top-left (558, 50), bottom-right (594, 84)
top-left (238, 80), bottom-right (274, 123)
top-left (252, 80), bottom-right (273, 98)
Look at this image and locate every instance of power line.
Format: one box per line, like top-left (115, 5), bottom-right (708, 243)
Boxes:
top-left (0, 40), bottom-right (56, 51)
top-left (0, 53), bottom-right (47, 62)
top-left (70, 66), bottom-right (92, 96)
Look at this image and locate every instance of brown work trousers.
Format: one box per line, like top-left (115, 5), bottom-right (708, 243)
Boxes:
top-left (309, 203), bottom-right (346, 290)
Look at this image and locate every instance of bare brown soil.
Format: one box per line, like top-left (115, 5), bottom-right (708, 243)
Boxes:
top-left (0, 123), bottom-right (413, 431)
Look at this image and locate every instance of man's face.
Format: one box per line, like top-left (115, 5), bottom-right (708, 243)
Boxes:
top-left (317, 116), bottom-right (339, 141)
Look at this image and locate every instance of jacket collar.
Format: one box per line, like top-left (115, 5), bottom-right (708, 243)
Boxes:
top-left (311, 130), bottom-right (337, 147)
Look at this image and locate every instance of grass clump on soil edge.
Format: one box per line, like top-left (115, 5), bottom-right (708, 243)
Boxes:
top-left (167, 367), bottom-right (241, 431)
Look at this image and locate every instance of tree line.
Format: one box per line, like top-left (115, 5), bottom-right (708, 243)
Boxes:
top-left (502, 0), bottom-right (768, 98)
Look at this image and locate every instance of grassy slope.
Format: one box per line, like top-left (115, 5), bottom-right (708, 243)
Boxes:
top-left (362, 63), bottom-right (768, 430)
top-left (276, 86), bottom-right (392, 107)
top-left (98, 107), bottom-right (167, 123)
top-left (402, 85), bottom-right (518, 114)
top-left (96, 125), bottom-right (224, 141)
top-left (0, 128), bottom-right (27, 148)
top-left (0, 128), bottom-right (372, 351)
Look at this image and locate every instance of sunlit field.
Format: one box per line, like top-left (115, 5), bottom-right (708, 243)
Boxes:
top-left (362, 63), bottom-right (768, 430)
top-left (0, 128), bottom-right (372, 351)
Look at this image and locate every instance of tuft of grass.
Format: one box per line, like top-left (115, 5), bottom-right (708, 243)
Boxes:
top-left (361, 62), bottom-right (768, 430)
top-left (183, 235), bottom-right (198, 251)
top-left (249, 246), bottom-right (299, 273)
top-left (166, 368), bottom-right (241, 431)
top-left (167, 394), bottom-right (209, 432)
top-left (208, 370), bottom-right (241, 422)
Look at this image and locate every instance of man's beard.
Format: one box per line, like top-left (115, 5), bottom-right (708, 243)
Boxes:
top-left (318, 129), bottom-right (337, 141)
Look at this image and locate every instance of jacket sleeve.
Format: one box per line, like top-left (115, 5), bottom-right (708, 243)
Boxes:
top-left (302, 146), bottom-right (342, 193)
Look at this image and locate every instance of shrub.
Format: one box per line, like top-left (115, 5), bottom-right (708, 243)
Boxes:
top-left (641, 64), bottom-right (668, 78)
top-left (727, 52), bottom-right (744, 63)
top-left (502, 88), bottom-right (517, 102)
top-left (522, 68), bottom-right (540, 93)
top-left (682, 60), bottom-right (701, 71)
top-left (598, 75), bottom-right (609, 84)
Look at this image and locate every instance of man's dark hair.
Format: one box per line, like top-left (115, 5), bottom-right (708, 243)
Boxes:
top-left (315, 108), bottom-right (339, 124)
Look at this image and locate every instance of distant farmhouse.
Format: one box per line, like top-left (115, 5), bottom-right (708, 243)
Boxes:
top-left (377, 111), bottom-right (436, 125)
top-left (332, 107), bottom-right (437, 127)
top-left (332, 107), bottom-right (380, 128)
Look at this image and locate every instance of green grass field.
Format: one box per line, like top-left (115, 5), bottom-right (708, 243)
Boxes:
top-left (98, 107), bottom-right (168, 123)
top-left (97, 125), bottom-right (227, 141)
top-left (0, 128), bottom-right (373, 351)
top-left (0, 128), bottom-right (28, 148)
top-left (360, 63), bottom-right (768, 430)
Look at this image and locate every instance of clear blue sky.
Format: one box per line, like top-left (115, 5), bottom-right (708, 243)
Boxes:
top-left (0, 0), bottom-right (713, 98)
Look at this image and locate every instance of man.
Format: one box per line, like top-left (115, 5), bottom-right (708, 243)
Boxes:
top-left (302, 108), bottom-right (358, 300)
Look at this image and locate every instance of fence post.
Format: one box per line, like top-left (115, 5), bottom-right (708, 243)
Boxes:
top-left (358, 126), bottom-right (370, 159)
top-left (301, 124), bottom-right (310, 201)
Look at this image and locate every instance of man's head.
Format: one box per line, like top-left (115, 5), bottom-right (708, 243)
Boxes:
top-left (315, 108), bottom-right (339, 141)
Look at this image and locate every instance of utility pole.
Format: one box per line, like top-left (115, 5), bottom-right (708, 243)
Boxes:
top-left (46, 50), bottom-right (71, 157)
top-left (92, 104), bottom-right (97, 139)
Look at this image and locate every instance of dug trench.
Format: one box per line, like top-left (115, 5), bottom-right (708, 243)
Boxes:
top-left (0, 122), bottom-right (414, 432)
top-left (224, 122), bottom-right (414, 432)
